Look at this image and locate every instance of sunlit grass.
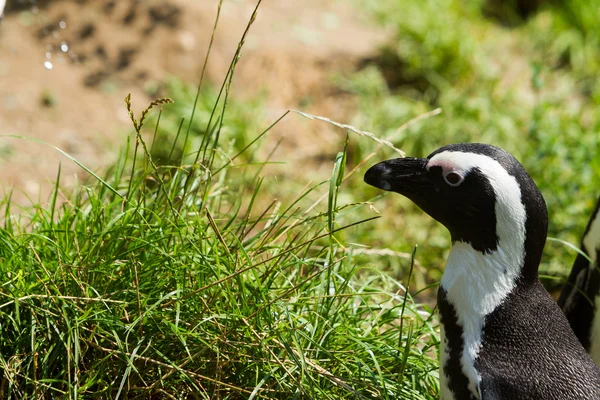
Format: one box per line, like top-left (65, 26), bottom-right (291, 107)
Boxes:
top-left (0, 1), bottom-right (440, 398)
top-left (0, 93), bottom-right (440, 398)
top-left (4, 0), bottom-right (600, 397)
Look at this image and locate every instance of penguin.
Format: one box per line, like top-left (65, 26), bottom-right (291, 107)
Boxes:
top-left (558, 195), bottom-right (600, 365)
top-left (364, 143), bottom-right (600, 400)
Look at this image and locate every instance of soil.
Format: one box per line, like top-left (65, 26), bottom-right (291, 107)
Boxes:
top-left (0, 0), bottom-right (387, 204)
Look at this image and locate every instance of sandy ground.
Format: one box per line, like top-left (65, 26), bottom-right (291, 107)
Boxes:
top-left (0, 0), bottom-right (386, 204)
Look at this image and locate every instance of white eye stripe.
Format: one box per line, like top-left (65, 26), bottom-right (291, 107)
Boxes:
top-left (426, 156), bottom-right (469, 187)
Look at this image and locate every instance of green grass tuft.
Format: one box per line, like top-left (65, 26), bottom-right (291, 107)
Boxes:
top-left (0, 96), bottom-right (439, 397)
top-left (0, 2), bottom-right (440, 397)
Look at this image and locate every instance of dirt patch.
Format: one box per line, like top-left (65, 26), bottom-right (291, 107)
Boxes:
top-left (0, 0), bottom-right (387, 204)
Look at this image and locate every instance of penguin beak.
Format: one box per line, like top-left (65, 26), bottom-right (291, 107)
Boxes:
top-left (364, 157), bottom-right (429, 195)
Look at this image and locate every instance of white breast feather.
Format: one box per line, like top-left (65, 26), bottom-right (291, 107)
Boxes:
top-left (589, 296), bottom-right (600, 364)
top-left (583, 210), bottom-right (600, 263)
top-left (583, 211), bottom-right (600, 364)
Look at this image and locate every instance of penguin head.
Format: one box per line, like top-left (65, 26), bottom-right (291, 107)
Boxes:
top-left (365, 143), bottom-right (548, 277)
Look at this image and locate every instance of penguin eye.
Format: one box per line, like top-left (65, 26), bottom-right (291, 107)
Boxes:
top-left (444, 172), bottom-right (463, 187)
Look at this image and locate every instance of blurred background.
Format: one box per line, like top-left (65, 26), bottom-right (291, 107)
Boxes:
top-left (0, 0), bottom-right (383, 201)
top-left (1, 0), bottom-right (600, 292)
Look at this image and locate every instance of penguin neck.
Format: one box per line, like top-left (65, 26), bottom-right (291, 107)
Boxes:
top-left (441, 240), bottom-right (525, 317)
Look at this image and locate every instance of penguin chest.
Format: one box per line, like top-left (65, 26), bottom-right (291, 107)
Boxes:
top-left (438, 291), bottom-right (482, 400)
top-left (588, 295), bottom-right (600, 364)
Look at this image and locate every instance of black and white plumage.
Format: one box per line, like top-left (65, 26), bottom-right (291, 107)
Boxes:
top-left (364, 143), bottom-right (600, 400)
top-left (558, 196), bottom-right (600, 365)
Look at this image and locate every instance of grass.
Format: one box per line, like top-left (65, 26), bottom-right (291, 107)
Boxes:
top-left (348, 0), bottom-right (600, 289)
top-left (0, 1), bottom-right (439, 398)
top-left (4, 0), bottom-right (600, 397)
top-left (0, 98), bottom-right (440, 398)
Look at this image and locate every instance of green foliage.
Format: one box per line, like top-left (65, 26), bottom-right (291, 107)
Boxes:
top-left (0, 2), bottom-right (441, 394)
top-left (146, 79), bottom-right (265, 165)
top-left (361, 0), bottom-right (486, 92)
top-left (525, 1), bottom-right (600, 99)
top-left (0, 105), bottom-right (439, 397)
top-left (6, 0), bottom-right (600, 397)
top-left (351, 0), bottom-right (600, 287)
